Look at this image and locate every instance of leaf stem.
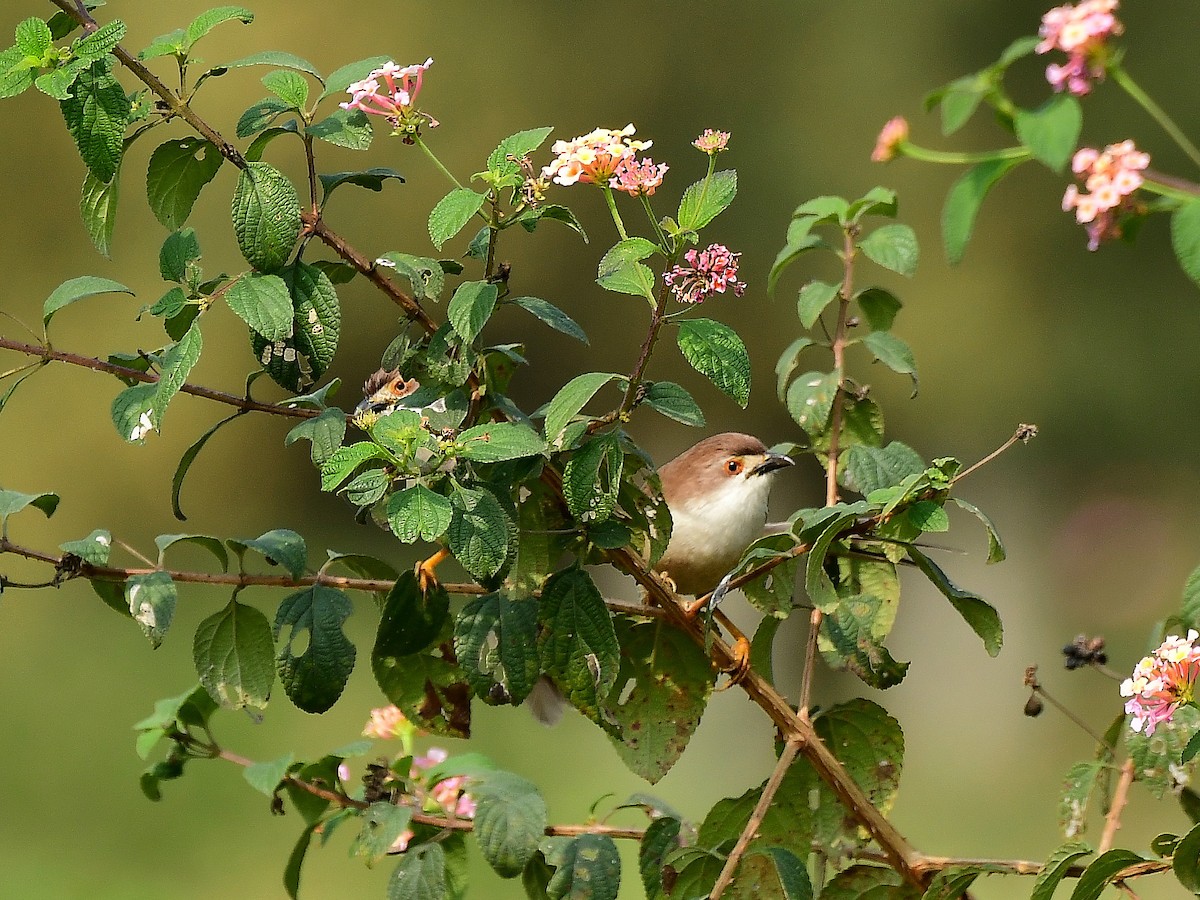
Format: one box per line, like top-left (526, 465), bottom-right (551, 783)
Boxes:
top-left (413, 135), bottom-right (464, 190)
top-left (1111, 65), bottom-right (1200, 172)
top-left (953, 423), bottom-right (1037, 484)
top-left (899, 144), bottom-right (1030, 166)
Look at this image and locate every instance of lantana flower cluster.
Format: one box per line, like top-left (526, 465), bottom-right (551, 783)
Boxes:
top-left (664, 244), bottom-right (747, 305)
top-left (341, 58), bottom-right (437, 137)
top-left (1061, 139), bottom-right (1148, 250)
top-left (1120, 630), bottom-right (1200, 735)
top-left (541, 124), bottom-right (659, 189)
top-left (1036, 0), bottom-right (1122, 96)
top-left (871, 116), bottom-right (909, 163)
top-left (693, 129), bottom-right (730, 155)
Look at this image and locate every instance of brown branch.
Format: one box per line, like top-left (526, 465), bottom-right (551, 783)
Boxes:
top-left (1099, 758), bottom-right (1136, 854)
top-left (953, 424), bottom-right (1038, 484)
top-left (0, 337), bottom-right (315, 420)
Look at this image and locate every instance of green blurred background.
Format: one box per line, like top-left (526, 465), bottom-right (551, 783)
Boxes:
top-left (2, 1), bottom-right (1199, 897)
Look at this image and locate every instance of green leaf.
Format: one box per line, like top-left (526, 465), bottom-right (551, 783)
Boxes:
top-left (604, 617), bottom-right (713, 783)
top-left (735, 848), bottom-right (813, 900)
top-left (1173, 821), bottom-right (1200, 892)
top-left (907, 500), bottom-right (949, 532)
top-left (861, 330), bottom-right (917, 394)
top-left (15, 17), bottom-right (52, 58)
top-left (1015, 94), bottom-right (1082, 173)
top-left (545, 834), bottom-right (621, 900)
top-left (236, 96), bottom-right (293, 137)
top-left (193, 598), bottom-right (275, 708)
top-left (942, 156), bottom-right (1026, 265)
top-left (0, 46), bottom-right (35, 100)
top-left (250, 262), bottom-right (341, 392)
top-left (486, 126), bottom-right (553, 177)
top-left (375, 570), bottom-right (449, 658)
top-left (80, 165), bottom-right (120, 257)
top-left (1172, 200), bottom-right (1200, 289)
top-left (388, 842), bottom-right (446, 899)
top-left (111, 381), bottom-right (157, 443)
top-left (447, 280), bottom-right (499, 344)
top-left (213, 50), bottom-right (322, 81)
top-left (244, 752), bottom-right (294, 796)
top-left (563, 433), bottom-right (623, 524)
top-left (155, 533), bottom-right (229, 570)
top-left (1058, 761), bottom-right (1103, 840)
top-left (375, 251), bottom-right (444, 302)
top-left (152, 321), bottom-right (203, 426)
top-left (60, 528), bottom-right (112, 566)
top-left (319, 167), bottom-right (404, 204)
top-left (596, 237), bottom-right (658, 302)
top-left (171, 413), bottom-right (242, 521)
top-left (639, 817), bottom-right (681, 900)
top-left (308, 107), bottom-right (372, 150)
top-left (59, 59), bottom-right (128, 183)
top-left (907, 546), bottom-right (1002, 656)
top-left (542, 372), bottom-right (620, 446)
top-left (1126, 705), bottom-right (1200, 798)
top-left (735, 535), bottom-right (801, 618)
top-left (676, 318), bottom-right (751, 407)
top-left (855, 287), bottom-right (902, 331)
top-left (1031, 843), bottom-right (1092, 900)
top-left (274, 585), bottom-right (355, 713)
top-left (448, 487), bottom-right (512, 580)
top-left (847, 186), bottom-right (898, 222)
top-left (822, 865), bottom-right (915, 899)
top-left (775, 337), bottom-right (817, 400)
top-left (0, 489), bottom-right (60, 532)
top-left (858, 223), bottom-right (918, 277)
top-left (952, 498), bottom-right (1006, 563)
top-left (42, 275), bottom-right (132, 329)
top-left (126, 570), bottom-right (177, 648)
top-left (387, 484), bottom-right (453, 543)
top-left (225, 272), bottom-right (293, 341)
top-left (930, 76), bottom-right (985, 136)
top-left (508, 296), bottom-right (587, 344)
top-left (185, 6), bottom-right (254, 48)
top-left (145, 138), bottom-right (222, 230)
top-left (538, 566), bottom-right (620, 723)
top-left (320, 441), bottom-right (388, 491)
top-left (454, 588), bottom-right (540, 705)
top-left (351, 802), bottom-right (413, 869)
top-left (819, 593), bottom-right (909, 688)
top-left (262, 68), bottom-right (308, 109)
top-left (458, 422), bottom-right (546, 463)
top-left (318, 56), bottom-right (390, 102)
top-left (785, 370), bottom-right (839, 435)
top-left (677, 169), bottom-right (737, 231)
top-left (644, 381), bottom-right (705, 427)
top-left (429, 188), bottom-right (487, 250)
top-left (1184, 731), bottom-right (1200, 765)
top-left (769, 232), bottom-right (824, 296)
top-left (159, 228), bottom-right (201, 283)
top-left (1069, 849), bottom-right (1144, 900)
top-left (231, 162), bottom-right (301, 272)
top-left (797, 280), bottom-right (840, 328)
top-left (138, 30), bottom-right (186, 62)
top-left (227, 529), bottom-right (307, 580)
top-left (473, 772), bottom-right (548, 877)
top-left (844, 441), bottom-right (925, 495)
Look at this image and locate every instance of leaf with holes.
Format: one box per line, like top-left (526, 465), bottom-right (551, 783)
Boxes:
top-left (250, 262), bottom-right (340, 392)
top-left (538, 566), bottom-right (619, 724)
top-left (453, 588), bottom-right (540, 705)
top-left (274, 585), bottom-right (355, 713)
top-left (231, 162), bottom-right (301, 272)
top-left (564, 432), bottom-right (623, 524)
top-left (146, 138), bottom-right (223, 230)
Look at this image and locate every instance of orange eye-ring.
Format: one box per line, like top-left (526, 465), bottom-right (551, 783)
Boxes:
top-left (726, 458), bottom-right (743, 475)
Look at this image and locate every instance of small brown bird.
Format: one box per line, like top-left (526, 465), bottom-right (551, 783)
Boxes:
top-left (655, 432), bottom-right (794, 595)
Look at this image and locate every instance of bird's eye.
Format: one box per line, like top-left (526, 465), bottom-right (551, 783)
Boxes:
top-left (726, 458), bottom-right (743, 475)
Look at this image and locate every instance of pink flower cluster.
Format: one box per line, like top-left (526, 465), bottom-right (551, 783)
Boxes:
top-left (362, 704), bottom-right (413, 741)
top-left (664, 244), bottom-right (747, 305)
top-left (1036, 0), bottom-right (1122, 96)
top-left (1121, 630), bottom-right (1200, 735)
top-left (693, 129), bottom-right (730, 155)
top-left (1062, 140), bottom-right (1148, 250)
top-left (871, 116), bottom-right (909, 163)
top-left (541, 124), bottom-right (653, 187)
top-left (610, 156), bottom-right (669, 197)
top-left (390, 747), bottom-right (477, 852)
top-left (341, 59), bottom-right (436, 130)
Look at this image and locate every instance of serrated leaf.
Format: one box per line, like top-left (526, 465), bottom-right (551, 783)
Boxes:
top-left (320, 441), bottom-right (388, 491)
top-left (1059, 762), bottom-right (1102, 840)
top-left (60, 528), bottom-right (112, 566)
top-left (542, 372), bottom-right (620, 445)
top-left (676, 318), bottom-right (750, 407)
top-left (448, 487), bottom-right (511, 580)
top-left (228, 528), bottom-right (308, 579)
top-left (185, 6), bottom-right (254, 48)
top-left (193, 599), bottom-right (275, 708)
top-left (152, 321), bottom-right (202, 426)
top-left (1126, 705), bottom-right (1200, 798)
top-left (822, 865), bottom-right (915, 899)
top-left (42, 274), bottom-right (132, 329)
top-left (943, 156), bottom-right (1026, 265)
top-left (858, 223), bottom-right (918, 277)
top-left (387, 485), bottom-right (453, 543)
top-left (60, 59), bottom-right (128, 184)
top-left (797, 280), bottom-right (840, 328)
top-left (145, 137), bottom-right (223, 230)
top-left (126, 570), bottom-right (176, 647)
top-left (538, 566), bottom-right (619, 723)
top-left (1015, 94), bottom-right (1082, 173)
top-left (486, 126), bottom-right (553, 177)
top-left (677, 169), bottom-right (737, 231)
top-left (604, 617), bottom-right (713, 783)
top-left (457, 422), bottom-right (545, 463)
top-left (1172, 200), bottom-right (1200, 289)
top-left (244, 751), bottom-right (294, 796)
top-left (803, 509), bottom-right (859, 611)
top-left (862, 330), bottom-right (917, 394)
top-left (1031, 842), bottom-right (1092, 900)
top-left (262, 68), bottom-right (308, 109)
top-left (908, 546), bottom-right (1002, 656)
top-left (453, 588), bottom-right (540, 705)
top-left (0, 46), bottom-right (35, 100)
top-left (213, 50), bottom-right (322, 81)
top-left (1173, 821), bottom-right (1200, 892)
top-left (786, 370), bottom-right (839, 435)
top-left (387, 842), bottom-right (445, 899)
top-left (639, 817), bottom-right (681, 900)
top-left (546, 834), bottom-right (620, 900)
top-left (111, 381), bottom-right (157, 443)
top-left (473, 772), bottom-right (548, 877)
top-left (251, 262), bottom-right (340, 392)
top-left (563, 432), bottom-right (623, 524)
top-left (274, 585), bottom-right (355, 713)
top-left (844, 441), bottom-right (925, 495)
top-left (509, 296), bottom-right (587, 344)
top-left (819, 593), bottom-right (910, 688)
top-left (1070, 849), bottom-right (1144, 900)
top-left (231, 161), bottom-right (300, 272)
top-left (225, 272), bottom-right (293, 341)
top-left (429, 188), bottom-right (487, 250)
top-left (139, 29), bottom-right (186, 62)
top-left (596, 237), bottom-right (657, 301)
top-left (236, 96), bottom-right (293, 137)
top-left (308, 107), bottom-right (372, 149)
top-left (352, 802), bottom-right (413, 869)
top-left (906, 500), bottom-right (949, 532)
top-left (644, 381), bottom-right (704, 427)
top-left (319, 167), bottom-right (404, 204)
top-left (80, 165), bottom-right (120, 257)
top-left (447, 280), bottom-right (499, 344)
top-left (159, 228), bottom-right (201, 283)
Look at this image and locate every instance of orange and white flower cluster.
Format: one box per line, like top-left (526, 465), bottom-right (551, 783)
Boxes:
top-left (1121, 630), bottom-right (1200, 735)
top-left (1061, 140), bottom-right (1148, 250)
top-left (542, 124), bottom-right (657, 188)
top-left (1036, 0), bottom-right (1122, 96)
top-left (341, 59), bottom-right (436, 133)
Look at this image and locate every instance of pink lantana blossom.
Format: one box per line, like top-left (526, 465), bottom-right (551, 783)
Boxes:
top-left (542, 125), bottom-right (652, 187)
top-left (610, 156), bottom-right (669, 196)
top-left (1121, 630), bottom-right (1200, 735)
top-left (341, 59), bottom-right (437, 136)
top-left (664, 244), bottom-right (747, 305)
top-left (1036, 0), bottom-right (1122, 96)
top-left (1061, 139), bottom-right (1148, 250)
top-left (362, 704), bottom-right (415, 742)
top-left (871, 116), bottom-right (909, 163)
top-left (693, 129), bottom-right (730, 155)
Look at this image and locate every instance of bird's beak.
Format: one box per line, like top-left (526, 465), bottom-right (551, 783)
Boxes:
top-left (750, 452), bottom-right (795, 477)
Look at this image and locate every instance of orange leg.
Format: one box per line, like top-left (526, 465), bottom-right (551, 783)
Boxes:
top-left (416, 547), bottom-right (450, 592)
top-left (713, 609), bottom-right (752, 686)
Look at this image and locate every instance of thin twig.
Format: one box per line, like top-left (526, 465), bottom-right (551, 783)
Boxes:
top-left (1098, 758), bottom-right (1135, 854)
top-left (710, 737), bottom-right (803, 898)
top-left (953, 424), bottom-right (1037, 484)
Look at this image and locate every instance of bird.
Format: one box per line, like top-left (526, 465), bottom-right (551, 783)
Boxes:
top-left (654, 432), bottom-right (794, 597)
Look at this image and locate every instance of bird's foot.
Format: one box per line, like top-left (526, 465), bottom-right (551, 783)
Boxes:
top-left (416, 547), bottom-right (450, 592)
top-left (717, 634), bottom-right (752, 688)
